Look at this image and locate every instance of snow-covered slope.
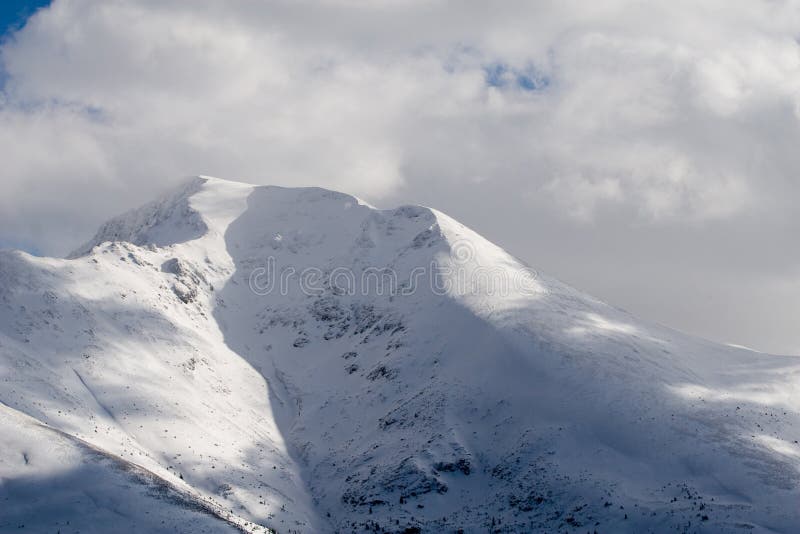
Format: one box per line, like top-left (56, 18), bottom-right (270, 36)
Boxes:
top-left (2, 176), bottom-right (800, 533)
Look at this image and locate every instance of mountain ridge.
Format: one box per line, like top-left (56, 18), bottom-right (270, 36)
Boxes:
top-left (2, 175), bottom-right (800, 533)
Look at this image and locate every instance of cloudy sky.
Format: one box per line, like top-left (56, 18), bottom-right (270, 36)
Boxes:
top-left (1, 0), bottom-right (799, 354)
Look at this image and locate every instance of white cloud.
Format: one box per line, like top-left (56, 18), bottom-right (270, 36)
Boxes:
top-left (2, 1), bottom-right (798, 227)
top-left (2, 0), bottom-right (800, 351)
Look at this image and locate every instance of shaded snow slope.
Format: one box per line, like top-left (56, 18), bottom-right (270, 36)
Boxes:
top-left (0, 404), bottom-right (257, 533)
top-left (2, 176), bottom-right (800, 533)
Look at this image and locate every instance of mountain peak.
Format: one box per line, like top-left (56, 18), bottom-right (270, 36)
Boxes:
top-left (68, 176), bottom-right (212, 258)
top-left (5, 175), bottom-right (800, 532)
top-left (68, 176), bottom-right (381, 259)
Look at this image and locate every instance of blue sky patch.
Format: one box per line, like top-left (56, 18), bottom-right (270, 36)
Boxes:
top-left (0, 0), bottom-right (51, 38)
top-left (484, 62), bottom-right (549, 92)
top-left (0, 1), bottom-right (52, 92)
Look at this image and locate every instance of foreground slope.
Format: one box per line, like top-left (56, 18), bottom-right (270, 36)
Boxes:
top-left (0, 403), bottom-right (255, 533)
top-left (2, 176), bottom-right (800, 533)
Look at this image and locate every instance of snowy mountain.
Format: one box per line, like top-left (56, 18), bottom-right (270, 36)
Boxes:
top-left (2, 176), bottom-right (800, 533)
